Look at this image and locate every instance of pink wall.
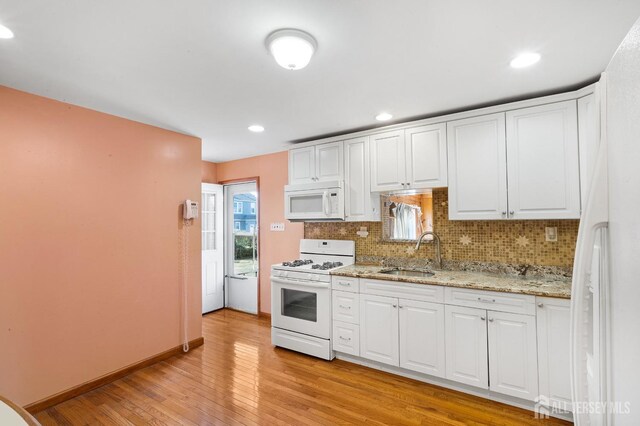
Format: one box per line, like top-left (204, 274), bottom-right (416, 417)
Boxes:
top-left (216, 152), bottom-right (304, 314)
top-left (0, 86), bottom-right (203, 406)
top-left (201, 160), bottom-right (218, 183)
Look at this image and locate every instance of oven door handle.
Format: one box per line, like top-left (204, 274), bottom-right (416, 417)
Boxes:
top-left (270, 276), bottom-right (329, 289)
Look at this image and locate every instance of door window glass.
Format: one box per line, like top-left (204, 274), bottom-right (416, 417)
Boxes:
top-left (201, 192), bottom-right (217, 250)
top-left (233, 191), bottom-right (258, 277)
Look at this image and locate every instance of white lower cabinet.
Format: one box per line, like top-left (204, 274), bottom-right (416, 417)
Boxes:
top-left (359, 294), bottom-right (399, 366)
top-left (444, 305), bottom-right (489, 388)
top-left (333, 321), bottom-right (360, 356)
top-left (536, 297), bottom-right (572, 410)
top-left (399, 299), bottom-right (446, 377)
top-left (487, 310), bottom-right (538, 400)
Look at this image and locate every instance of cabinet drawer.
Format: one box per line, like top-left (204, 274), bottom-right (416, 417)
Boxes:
top-left (360, 279), bottom-right (444, 303)
top-left (331, 276), bottom-right (359, 293)
top-left (333, 321), bottom-right (360, 356)
top-left (332, 291), bottom-right (360, 324)
top-left (445, 287), bottom-right (535, 315)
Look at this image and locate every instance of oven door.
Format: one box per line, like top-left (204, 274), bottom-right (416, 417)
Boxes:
top-left (271, 276), bottom-right (331, 339)
top-left (284, 185), bottom-right (344, 221)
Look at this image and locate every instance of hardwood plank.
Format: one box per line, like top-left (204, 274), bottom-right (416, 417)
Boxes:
top-left (34, 309), bottom-right (572, 425)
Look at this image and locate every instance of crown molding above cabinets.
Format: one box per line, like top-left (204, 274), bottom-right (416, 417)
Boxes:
top-left (286, 83), bottom-right (599, 222)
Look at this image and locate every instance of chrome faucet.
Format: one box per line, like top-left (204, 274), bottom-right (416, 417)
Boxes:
top-left (415, 231), bottom-right (442, 270)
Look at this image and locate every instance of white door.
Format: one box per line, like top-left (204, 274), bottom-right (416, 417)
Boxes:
top-left (505, 100), bottom-right (581, 219)
top-left (225, 182), bottom-right (258, 314)
top-left (399, 299), bottom-right (446, 377)
top-left (447, 113), bottom-right (508, 220)
top-left (315, 141), bottom-right (343, 182)
top-left (537, 297), bottom-right (572, 410)
top-left (201, 184), bottom-right (224, 314)
top-left (344, 137), bottom-right (379, 221)
top-left (405, 124), bottom-right (448, 189)
top-left (289, 146), bottom-right (316, 185)
top-left (370, 130), bottom-right (406, 192)
top-left (444, 305), bottom-right (488, 388)
top-left (487, 311), bottom-right (538, 400)
top-left (360, 294), bottom-right (399, 366)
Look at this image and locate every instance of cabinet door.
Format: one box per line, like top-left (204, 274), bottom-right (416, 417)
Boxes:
top-left (536, 297), bottom-right (572, 410)
top-left (487, 311), bottom-right (538, 400)
top-left (445, 305), bottom-right (488, 388)
top-left (578, 93), bottom-right (601, 214)
top-left (506, 100), bottom-right (580, 219)
top-left (344, 137), bottom-right (379, 221)
top-left (289, 146), bottom-right (316, 185)
top-left (360, 294), bottom-right (399, 366)
top-left (370, 130), bottom-right (406, 192)
top-left (405, 124), bottom-right (448, 189)
top-left (399, 299), bottom-right (445, 377)
top-left (447, 113), bottom-right (508, 220)
top-left (316, 141), bottom-right (343, 182)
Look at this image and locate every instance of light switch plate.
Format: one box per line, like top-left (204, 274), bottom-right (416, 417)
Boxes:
top-left (270, 223), bottom-right (285, 232)
top-left (545, 227), bottom-right (558, 242)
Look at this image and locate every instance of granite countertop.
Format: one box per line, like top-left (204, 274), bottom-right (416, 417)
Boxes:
top-left (331, 264), bottom-right (572, 299)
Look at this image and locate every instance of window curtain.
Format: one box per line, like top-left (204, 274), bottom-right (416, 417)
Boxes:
top-left (392, 202), bottom-right (423, 239)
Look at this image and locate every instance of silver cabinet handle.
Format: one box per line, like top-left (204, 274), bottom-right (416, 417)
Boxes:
top-left (338, 282), bottom-right (350, 286)
top-left (477, 297), bottom-right (496, 303)
top-left (480, 316), bottom-right (486, 321)
top-left (501, 211), bottom-right (507, 216)
top-left (339, 336), bottom-right (351, 341)
top-left (339, 305), bottom-right (351, 310)
top-left (537, 303), bottom-right (544, 308)
top-left (488, 318), bottom-right (494, 322)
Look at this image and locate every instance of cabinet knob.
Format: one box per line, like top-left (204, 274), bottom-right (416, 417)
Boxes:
top-left (510, 211), bottom-right (515, 216)
top-left (399, 305), bottom-right (404, 309)
top-left (480, 316), bottom-right (486, 321)
top-left (488, 318), bottom-right (494, 322)
top-left (501, 211), bottom-right (506, 216)
top-left (537, 303), bottom-right (544, 308)
top-left (392, 304), bottom-right (397, 308)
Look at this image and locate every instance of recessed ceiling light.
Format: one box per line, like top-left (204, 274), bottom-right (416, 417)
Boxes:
top-left (266, 29), bottom-right (317, 70)
top-left (375, 112), bottom-right (393, 122)
top-left (248, 125), bottom-right (265, 133)
top-left (510, 52), bottom-right (541, 69)
top-left (0, 24), bottom-right (14, 39)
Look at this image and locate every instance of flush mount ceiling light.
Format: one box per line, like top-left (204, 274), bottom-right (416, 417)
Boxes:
top-left (510, 52), bottom-right (541, 68)
top-left (266, 29), bottom-right (317, 70)
top-left (0, 23), bottom-right (14, 39)
top-left (248, 125), bottom-right (265, 133)
top-left (375, 112), bottom-right (393, 122)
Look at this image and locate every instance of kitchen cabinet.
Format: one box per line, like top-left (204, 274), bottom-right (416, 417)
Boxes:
top-left (399, 299), bottom-right (446, 377)
top-left (506, 100), bottom-right (580, 219)
top-left (448, 101), bottom-right (581, 220)
top-left (487, 311), bottom-right (538, 400)
top-left (344, 137), bottom-right (380, 221)
top-left (447, 113), bottom-right (508, 220)
top-left (359, 294), bottom-right (399, 366)
top-left (289, 141), bottom-right (343, 185)
top-left (536, 297), bottom-right (572, 411)
top-left (370, 125), bottom-right (447, 192)
top-left (444, 305), bottom-right (489, 388)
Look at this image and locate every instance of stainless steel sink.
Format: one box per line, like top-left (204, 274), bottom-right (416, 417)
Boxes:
top-left (380, 268), bottom-right (435, 278)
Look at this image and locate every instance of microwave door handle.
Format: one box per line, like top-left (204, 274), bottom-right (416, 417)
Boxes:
top-left (323, 190), bottom-right (330, 216)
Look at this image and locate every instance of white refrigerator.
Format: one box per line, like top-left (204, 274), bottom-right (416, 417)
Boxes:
top-left (571, 17), bottom-right (640, 426)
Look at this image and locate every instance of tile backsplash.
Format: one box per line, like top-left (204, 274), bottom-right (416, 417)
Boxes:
top-left (304, 189), bottom-right (579, 267)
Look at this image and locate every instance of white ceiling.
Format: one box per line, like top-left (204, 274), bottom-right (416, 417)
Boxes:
top-left (1, 1), bottom-right (639, 162)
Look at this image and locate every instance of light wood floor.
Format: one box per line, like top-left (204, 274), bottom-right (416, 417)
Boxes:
top-left (35, 309), bottom-right (571, 425)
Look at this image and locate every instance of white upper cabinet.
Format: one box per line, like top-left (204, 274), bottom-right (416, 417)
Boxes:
top-left (405, 124), bottom-right (448, 189)
top-left (370, 130), bottom-right (407, 192)
top-left (360, 294), bottom-right (399, 366)
top-left (289, 146), bottom-right (316, 185)
top-left (578, 93), bottom-right (601, 213)
top-left (399, 299), bottom-right (446, 378)
top-left (289, 142), bottom-right (343, 185)
top-left (444, 305), bottom-right (489, 388)
top-left (506, 100), bottom-right (580, 219)
top-left (536, 297), bottom-right (572, 411)
top-left (344, 137), bottom-right (380, 221)
top-left (447, 113), bottom-right (508, 220)
top-left (487, 311), bottom-right (538, 401)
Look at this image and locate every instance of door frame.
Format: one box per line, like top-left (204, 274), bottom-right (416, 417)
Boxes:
top-left (220, 177), bottom-right (261, 315)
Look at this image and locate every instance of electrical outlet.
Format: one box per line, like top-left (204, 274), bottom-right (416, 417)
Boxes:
top-left (545, 227), bottom-right (558, 242)
top-left (270, 223), bottom-right (285, 232)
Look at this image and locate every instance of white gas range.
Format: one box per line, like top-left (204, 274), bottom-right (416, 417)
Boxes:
top-left (271, 239), bottom-right (355, 360)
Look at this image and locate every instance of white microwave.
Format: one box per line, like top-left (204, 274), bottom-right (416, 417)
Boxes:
top-left (284, 181), bottom-right (344, 221)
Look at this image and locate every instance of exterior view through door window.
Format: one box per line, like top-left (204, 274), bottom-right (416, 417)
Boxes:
top-left (233, 191), bottom-right (258, 278)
